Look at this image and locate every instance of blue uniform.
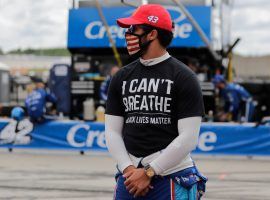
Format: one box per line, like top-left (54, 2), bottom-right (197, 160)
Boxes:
top-left (221, 83), bottom-right (254, 122)
top-left (114, 166), bottom-right (207, 200)
top-left (25, 88), bottom-right (57, 122)
top-left (100, 76), bottom-right (111, 101)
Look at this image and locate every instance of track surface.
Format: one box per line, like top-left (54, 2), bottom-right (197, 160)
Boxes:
top-left (0, 149), bottom-right (270, 200)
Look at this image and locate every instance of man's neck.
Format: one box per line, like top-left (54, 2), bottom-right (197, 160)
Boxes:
top-left (141, 47), bottom-right (167, 60)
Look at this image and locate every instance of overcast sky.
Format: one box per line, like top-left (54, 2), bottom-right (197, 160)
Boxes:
top-left (0, 0), bottom-right (270, 56)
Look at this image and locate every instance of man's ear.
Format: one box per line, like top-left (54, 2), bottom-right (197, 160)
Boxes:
top-left (148, 29), bottom-right (158, 40)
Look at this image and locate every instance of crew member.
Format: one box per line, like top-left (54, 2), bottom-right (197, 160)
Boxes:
top-left (213, 74), bottom-right (255, 122)
top-left (100, 66), bottom-right (120, 101)
top-left (25, 77), bottom-right (57, 123)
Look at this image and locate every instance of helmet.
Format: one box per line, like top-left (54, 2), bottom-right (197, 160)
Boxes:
top-left (212, 74), bottom-right (226, 85)
top-left (11, 107), bottom-right (25, 121)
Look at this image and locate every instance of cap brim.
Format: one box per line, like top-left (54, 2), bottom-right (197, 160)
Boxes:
top-left (117, 17), bottom-right (143, 28)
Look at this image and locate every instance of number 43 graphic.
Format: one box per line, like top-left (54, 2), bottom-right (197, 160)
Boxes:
top-left (148, 15), bottom-right (159, 23)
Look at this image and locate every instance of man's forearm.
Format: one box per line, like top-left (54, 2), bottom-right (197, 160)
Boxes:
top-left (105, 114), bottom-right (133, 172)
top-left (150, 117), bottom-right (201, 175)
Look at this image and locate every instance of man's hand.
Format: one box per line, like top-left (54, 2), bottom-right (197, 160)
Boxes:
top-left (123, 165), bottom-right (136, 174)
top-left (217, 111), bottom-right (231, 122)
top-left (123, 168), bottom-right (153, 197)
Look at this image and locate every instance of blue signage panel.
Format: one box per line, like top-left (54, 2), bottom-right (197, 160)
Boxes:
top-left (0, 119), bottom-right (106, 151)
top-left (68, 6), bottom-right (211, 48)
top-left (1, 119), bottom-right (270, 156)
top-left (197, 123), bottom-right (270, 156)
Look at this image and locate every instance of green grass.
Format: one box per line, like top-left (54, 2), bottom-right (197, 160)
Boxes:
top-left (7, 48), bottom-right (70, 56)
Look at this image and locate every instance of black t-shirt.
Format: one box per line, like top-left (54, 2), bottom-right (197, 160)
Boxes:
top-left (105, 57), bottom-right (204, 157)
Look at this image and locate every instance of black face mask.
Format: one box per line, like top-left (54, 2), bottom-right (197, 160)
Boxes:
top-left (125, 25), bottom-right (154, 58)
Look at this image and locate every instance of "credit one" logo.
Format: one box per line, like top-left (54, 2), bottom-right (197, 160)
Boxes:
top-left (84, 21), bottom-right (192, 40)
top-left (67, 124), bottom-right (106, 148)
top-left (66, 124), bottom-right (218, 152)
top-left (84, 6), bottom-right (195, 41)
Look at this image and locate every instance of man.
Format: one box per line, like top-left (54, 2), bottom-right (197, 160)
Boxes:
top-left (100, 66), bottom-right (120, 101)
top-left (213, 74), bottom-right (255, 122)
top-left (25, 77), bottom-right (57, 123)
top-left (105, 4), bottom-right (207, 199)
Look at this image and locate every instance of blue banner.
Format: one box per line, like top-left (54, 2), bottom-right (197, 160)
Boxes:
top-left (1, 119), bottom-right (270, 156)
top-left (68, 6), bottom-right (211, 48)
top-left (0, 119), bottom-right (106, 151)
top-left (197, 123), bottom-right (270, 156)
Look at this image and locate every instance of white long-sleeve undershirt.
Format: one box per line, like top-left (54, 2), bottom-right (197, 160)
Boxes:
top-left (105, 115), bottom-right (133, 172)
top-left (149, 117), bottom-right (201, 175)
top-left (105, 114), bottom-right (201, 174)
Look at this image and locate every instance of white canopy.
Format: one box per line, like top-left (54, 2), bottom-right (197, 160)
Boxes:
top-left (0, 62), bottom-right (10, 71)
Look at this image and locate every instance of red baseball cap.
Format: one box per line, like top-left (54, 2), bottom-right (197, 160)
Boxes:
top-left (117, 4), bottom-right (173, 32)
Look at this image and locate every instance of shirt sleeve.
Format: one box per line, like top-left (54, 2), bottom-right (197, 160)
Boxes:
top-left (150, 117), bottom-right (202, 175)
top-left (237, 85), bottom-right (251, 100)
top-left (105, 73), bottom-right (125, 117)
top-left (175, 74), bottom-right (205, 119)
top-left (105, 114), bottom-right (133, 172)
top-left (224, 91), bottom-right (235, 112)
top-left (46, 92), bottom-right (57, 103)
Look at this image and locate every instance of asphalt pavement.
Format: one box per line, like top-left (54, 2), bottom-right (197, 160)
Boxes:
top-left (0, 149), bottom-right (270, 200)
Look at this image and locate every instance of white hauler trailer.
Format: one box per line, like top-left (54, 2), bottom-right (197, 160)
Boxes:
top-left (71, 0), bottom-right (233, 57)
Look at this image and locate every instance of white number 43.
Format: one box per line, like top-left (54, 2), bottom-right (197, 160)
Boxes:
top-left (148, 16), bottom-right (159, 23)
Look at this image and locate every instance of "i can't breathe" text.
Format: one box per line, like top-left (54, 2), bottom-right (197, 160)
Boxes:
top-left (122, 78), bottom-right (173, 113)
